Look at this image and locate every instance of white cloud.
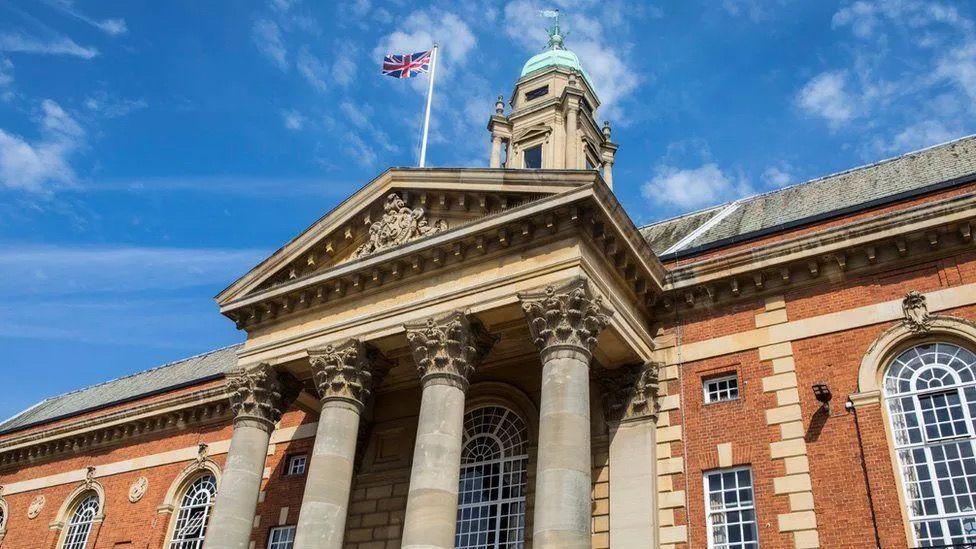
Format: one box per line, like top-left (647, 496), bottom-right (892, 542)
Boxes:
top-left (796, 71), bottom-right (856, 127)
top-left (331, 43), bottom-right (357, 87)
top-left (343, 132), bottom-right (378, 167)
top-left (936, 41), bottom-right (976, 103)
top-left (0, 32), bottom-right (97, 58)
top-left (40, 0), bottom-right (127, 35)
top-left (833, 0), bottom-right (972, 40)
top-left (374, 10), bottom-right (476, 78)
top-left (642, 163), bottom-right (753, 210)
top-left (761, 166), bottom-right (793, 187)
top-left (0, 57), bottom-right (13, 98)
top-left (0, 99), bottom-right (84, 192)
top-left (282, 109), bottom-right (306, 130)
top-left (296, 46), bottom-right (328, 91)
top-left (884, 119), bottom-right (960, 153)
top-left (84, 93), bottom-right (147, 118)
top-left (252, 19), bottom-right (287, 70)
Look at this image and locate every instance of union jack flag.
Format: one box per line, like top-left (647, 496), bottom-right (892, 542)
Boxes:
top-left (382, 50), bottom-right (431, 79)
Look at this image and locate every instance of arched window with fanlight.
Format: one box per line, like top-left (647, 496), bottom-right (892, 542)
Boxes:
top-left (61, 492), bottom-right (100, 549)
top-left (884, 341), bottom-right (976, 546)
top-left (455, 405), bottom-right (529, 549)
top-left (169, 473), bottom-right (217, 549)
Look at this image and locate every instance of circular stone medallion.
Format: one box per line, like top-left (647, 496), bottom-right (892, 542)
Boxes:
top-left (27, 495), bottom-right (45, 519)
top-left (128, 476), bottom-right (149, 503)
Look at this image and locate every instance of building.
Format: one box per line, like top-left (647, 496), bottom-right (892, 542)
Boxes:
top-left (2, 21), bottom-right (976, 549)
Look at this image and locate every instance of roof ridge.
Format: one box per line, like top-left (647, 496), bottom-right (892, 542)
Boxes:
top-left (638, 133), bottom-right (976, 232)
top-left (43, 343), bottom-right (242, 402)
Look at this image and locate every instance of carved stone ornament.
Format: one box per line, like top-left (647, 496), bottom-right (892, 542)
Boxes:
top-left (599, 362), bottom-right (661, 423)
top-left (84, 465), bottom-right (96, 488)
top-left (195, 443), bottom-right (209, 467)
top-left (27, 495), bottom-right (44, 519)
top-left (128, 476), bottom-right (149, 503)
top-left (353, 194), bottom-right (447, 259)
top-left (519, 279), bottom-right (613, 357)
top-left (309, 339), bottom-right (389, 410)
top-left (227, 364), bottom-right (298, 429)
top-left (405, 312), bottom-right (498, 389)
top-left (903, 290), bottom-right (932, 333)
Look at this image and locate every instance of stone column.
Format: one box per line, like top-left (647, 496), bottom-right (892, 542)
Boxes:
top-left (489, 134), bottom-right (503, 168)
top-left (401, 312), bottom-right (497, 549)
top-left (294, 340), bottom-right (387, 549)
top-left (565, 105), bottom-right (579, 169)
top-left (519, 279), bottom-right (612, 549)
top-left (602, 159), bottom-right (614, 189)
top-left (600, 362), bottom-right (661, 548)
top-left (204, 364), bottom-right (296, 549)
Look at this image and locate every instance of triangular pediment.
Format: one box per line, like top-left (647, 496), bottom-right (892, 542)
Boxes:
top-left (216, 168), bottom-right (592, 307)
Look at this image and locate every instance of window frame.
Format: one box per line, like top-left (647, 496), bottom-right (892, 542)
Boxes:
top-left (522, 144), bottom-right (543, 169)
top-left (285, 454), bottom-right (308, 476)
top-left (703, 466), bottom-right (760, 549)
top-left (60, 492), bottom-right (100, 549)
top-left (703, 374), bottom-right (740, 405)
top-left (168, 473), bottom-right (217, 549)
top-left (268, 525), bottom-right (296, 549)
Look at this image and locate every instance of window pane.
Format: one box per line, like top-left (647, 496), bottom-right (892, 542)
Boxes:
top-left (705, 467), bottom-right (758, 549)
top-left (523, 146), bottom-right (542, 169)
top-left (884, 343), bottom-right (976, 546)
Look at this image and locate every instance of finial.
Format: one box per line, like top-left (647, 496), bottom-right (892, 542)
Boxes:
top-left (602, 120), bottom-right (612, 139)
top-left (495, 95), bottom-right (504, 115)
top-left (540, 8), bottom-right (566, 50)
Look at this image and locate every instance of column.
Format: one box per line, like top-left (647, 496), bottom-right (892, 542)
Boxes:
top-left (204, 364), bottom-right (297, 549)
top-left (519, 279), bottom-right (612, 548)
top-left (600, 362), bottom-right (661, 548)
top-left (401, 312), bottom-right (497, 549)
top-left (489, 134), bottom-right (503, 168)
top-left (602, 159), bottom-right (614, 189)
top-left (564, 105), bottom-right (579, 169)
top-left (294, 340), bottom-right (388, 549)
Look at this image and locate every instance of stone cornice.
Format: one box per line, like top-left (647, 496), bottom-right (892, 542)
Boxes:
top-left (216, 168), bottom-right (597, 306)
top-left (657, 190), bottom-right (976, 312)
top-left (221, 180), bottom-right (666, 332)
top-left (0, 387), bottom-right (232, 471)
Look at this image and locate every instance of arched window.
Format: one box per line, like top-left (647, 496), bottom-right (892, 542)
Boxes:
top-left (455, 405), bottom-right (529, 548)
top-left (884, 342), bottom-right (976, 546)
top-left (169, 474), bottom-right (217, 549)
top-left (61, 493), bottom-right (99, 549)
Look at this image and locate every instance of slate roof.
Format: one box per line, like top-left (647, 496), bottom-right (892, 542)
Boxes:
top-left (0, 344), bottom-right (241, 435)
top-left (640, 135), bottom-right (976, 258)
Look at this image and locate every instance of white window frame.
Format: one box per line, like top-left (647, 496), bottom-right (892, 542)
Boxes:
top-left (703, 466), bottom-right (759, 549)
top-left (286, 454), bottom-right (307, 476)
top-left (61, 493), bottom-right (100, 549)
top-left (704, 374), bottom-right (740, 404)
top-left (268, 525), bottom-right (296, 549)
top-left (884, 342), bottom-right (976, 546)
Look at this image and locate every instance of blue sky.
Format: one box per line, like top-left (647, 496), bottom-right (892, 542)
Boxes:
top-left (1, 0), bottom-right (975, 421)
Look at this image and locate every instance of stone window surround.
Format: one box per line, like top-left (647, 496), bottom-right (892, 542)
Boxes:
top-left (854, 313), bottom-right (976, 545)
top-left (51, 480), bottom-right (106, 548)
top-left (703, 373), bottom-right (740, 405)
top-left (158, 460), bottom-right (223, 549)
top-left (0, 494), bottom-right (7, 541)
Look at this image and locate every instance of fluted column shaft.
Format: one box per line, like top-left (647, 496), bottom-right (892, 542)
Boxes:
top-left (401, 312), bottom-right (496, 549)
top-left (294, 340), bottom-right (386, 549)
top-left (520, 280), bottom-right (612, 549)
top-left (205, 365), bottom-right (294, 549)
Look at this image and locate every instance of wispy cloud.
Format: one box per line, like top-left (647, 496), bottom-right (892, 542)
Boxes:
top-left (252, 19), bottom-right (287, 70)
top-left (84, 92), bottom-right (147, 118)
top-left (84, 174), bottom-right (358, 198)
top-left (281, 109), bottom-right (306, 130)
top-left (0, 32), bottom-right (97, 58)
top-left (0, 99), bottom-right (85, 192)
top-left (40, 0), bottom-right (127, 36)
top-left (796, 71), bottom-right (856, 128)
top-left (642, 163), bottom-right (752, 210)
top-left (0, 245), bottom-right (268, 298)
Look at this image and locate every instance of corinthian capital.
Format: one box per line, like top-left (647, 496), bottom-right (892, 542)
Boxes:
top-left (599, 362), bottom-right (661, 423)
top-left (309, 339), bottom-right (389, 412)
top-left (519, 279), bottom-right (613, 359)
top-left (227, 364), bottom-right (298, 430)
top-left (405, 311), bottom-right (497, 389)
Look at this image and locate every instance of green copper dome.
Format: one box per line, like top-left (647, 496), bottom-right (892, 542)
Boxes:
top-left (520, 48), bottom-right (583, 77)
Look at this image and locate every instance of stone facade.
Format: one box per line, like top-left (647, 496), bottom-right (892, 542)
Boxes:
top-left (2, 32), bottom-right (976, 549)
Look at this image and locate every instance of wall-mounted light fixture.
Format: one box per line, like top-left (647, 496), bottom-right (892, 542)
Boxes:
top-left (812, 382), bottom-right (832, 414)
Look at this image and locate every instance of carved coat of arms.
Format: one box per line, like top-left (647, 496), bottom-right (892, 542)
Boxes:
top-left (353, 194), bottom-right (447, 258)
top-left (128, 477), bottom-right (149, 503)
top-left (902, 290), bottom-right (932, 332)
top-left (27, 495), bottom-right (44, 519)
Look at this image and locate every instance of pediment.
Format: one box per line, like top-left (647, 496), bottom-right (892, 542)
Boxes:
top-left (512, 124), bottom-right (552, 144)
top-left (216, 168), bottom-right (591, 308)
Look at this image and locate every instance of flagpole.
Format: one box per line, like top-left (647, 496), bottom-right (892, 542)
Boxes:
top-left (418, 43), bottom-right (438, 168)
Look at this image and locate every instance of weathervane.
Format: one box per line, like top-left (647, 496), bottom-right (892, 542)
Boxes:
top-left (539, 8), bottom-right (567, 50)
